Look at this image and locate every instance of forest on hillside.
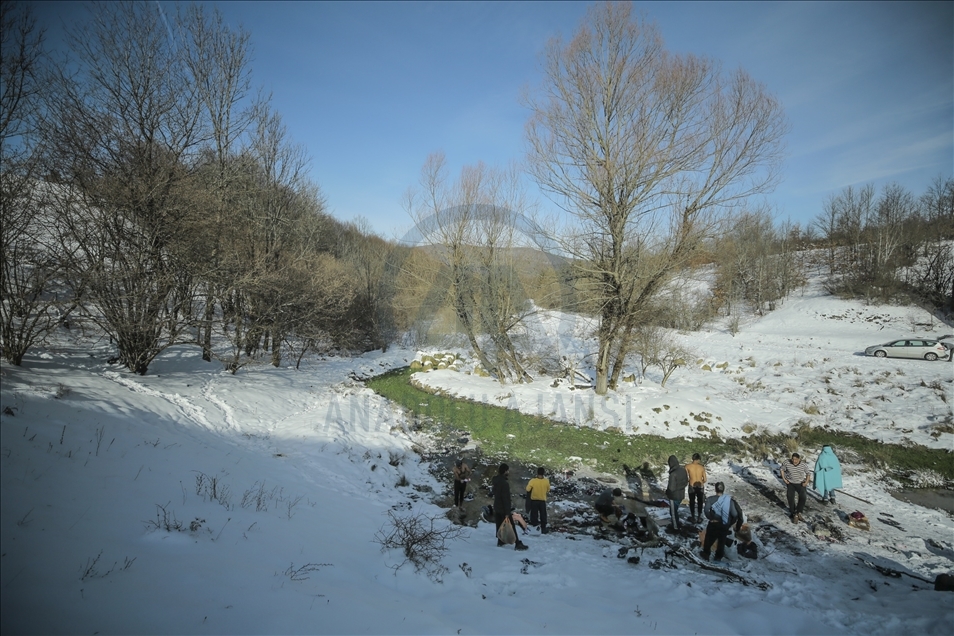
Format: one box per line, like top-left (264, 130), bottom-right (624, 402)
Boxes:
top-left (3, 2), bottom-right (952, 382)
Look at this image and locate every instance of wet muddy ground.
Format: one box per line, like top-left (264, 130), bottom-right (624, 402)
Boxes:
top-left (420, 431), bottom-right (683, 542)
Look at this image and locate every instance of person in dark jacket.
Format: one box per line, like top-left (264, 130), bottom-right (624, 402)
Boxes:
top-left (666, 455), bottom-right (689, 531)
top-left (701, 482), bottom-right (744, 562)
top-left (491, 463), bottom-right (528, 550)
top-left (594, 487), bottom-right (624, 521)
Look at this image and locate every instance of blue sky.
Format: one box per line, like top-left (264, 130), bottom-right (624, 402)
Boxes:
top-left (31, 1), bottom-right (954, 239)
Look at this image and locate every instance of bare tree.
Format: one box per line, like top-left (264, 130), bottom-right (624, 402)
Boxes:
top-left (910, 176), bottom-right (954, 312)
top-left (819, 183), bottom-right (919, 302)
top-left (714, 208), bottom-right (802, 316)
top-left (209, 107), bottom-right (345, 372)
top-left (341, 217), bottom-right (396, 351)
top-left (866, 184), bottom-right (913, 295)
top-left (404, 154), bottom-right (535, 383)
top-left (654, 338), bottom-right (690, 388)
top-left (177, 3), bottom-right (257, 362)
top-left (0, 1), bottom-right (66, 364)
top-left (43, 1), bottom-right (206, 374)
top-left (525, 2), bottom-right (787, 394)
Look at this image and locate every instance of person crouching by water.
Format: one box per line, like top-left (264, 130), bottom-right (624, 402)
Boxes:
top-left (735, 523), bottom-right (757, 559)
top-left (594, 487), bottom-right (626, 522)
top-left (701, 482), bottom-right (744, 562)
top-left (492, 463), bottom-right (528, 551)
top-left (452, 458), bottom-right (471, 508)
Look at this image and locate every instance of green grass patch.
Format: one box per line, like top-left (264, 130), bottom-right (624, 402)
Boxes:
top-left (794, 427), bottom-right (954, 481)
top-left (741, 426), bottom-right (954, 482)
top-left (367, 367), bottom-right (739, 478)
top-left (369, 368), bottom-right (954, 484)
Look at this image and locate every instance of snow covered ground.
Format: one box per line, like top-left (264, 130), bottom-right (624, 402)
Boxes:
top-left (415, 282), bottom-right (953, 452)
top-left (2, 272), bottom-right (953, 635)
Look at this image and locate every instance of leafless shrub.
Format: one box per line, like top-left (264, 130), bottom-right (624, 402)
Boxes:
top-left (284, 562), bottom-right (333, 582)
top-left (241, 481), bottom-right (271, 512)
top-left (144, 503), bottom-right (183, 532)
top-left (80, 551), bottom-right (136, 581)
top-left (80, 551), bottom-right (104, 581)
top-left (195, 471), bottom-right (232, 509)
top-left (374, 509), bottom-right (466, 582)
top-left (649, 335), bottom-right (692, 388)
top-left (286, 495), bottom-right (304, 520)
top-left (727, 315), bottom-right (741, 336)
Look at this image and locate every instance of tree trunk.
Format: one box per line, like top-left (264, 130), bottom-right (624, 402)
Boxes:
top-left (202, 293), bottom-right (214, 362)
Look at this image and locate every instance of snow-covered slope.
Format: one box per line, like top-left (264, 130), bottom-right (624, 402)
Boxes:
top-left (2, 277), bottom-right (952, 635)
top-left (416, 275), bottom-right (953, 451)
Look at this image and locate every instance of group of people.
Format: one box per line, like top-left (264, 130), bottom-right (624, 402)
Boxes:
top-left (491, 463), bottom-right (551, 550)
top-left (660, 452), bottom-right (749, 561)
top-left (453, 459), bottom-right (552, 551)
top-left (619, 444), bottom-right (842, 562)
top-left (454, 443), bottom-right (844, 559)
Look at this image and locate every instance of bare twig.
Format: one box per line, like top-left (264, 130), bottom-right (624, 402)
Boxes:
top-left (834, 489), bottom-right (872, 505)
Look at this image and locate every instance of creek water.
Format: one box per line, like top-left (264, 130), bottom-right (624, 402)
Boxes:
top-left (888, 488), bottom-right (954, 515)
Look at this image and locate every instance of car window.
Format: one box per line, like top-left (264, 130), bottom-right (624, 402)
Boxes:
top-left (908, 340), bottom-right (923, 346)
top-left (889, 341), bottom-right (904, 346)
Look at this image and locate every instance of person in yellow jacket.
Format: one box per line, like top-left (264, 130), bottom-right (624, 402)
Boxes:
top-left (526, 467), bottom-right (551, 534)
top-left (685, 453), bottom-right (707, 523)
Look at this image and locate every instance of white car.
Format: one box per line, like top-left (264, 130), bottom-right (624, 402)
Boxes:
top-left (938, 335), bottom-right (954, 361)
top-left (864, 339), bottom-right (949, 361)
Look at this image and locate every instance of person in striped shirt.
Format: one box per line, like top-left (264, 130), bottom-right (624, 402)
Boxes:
top-left (780, 452), bottom-right (812, 522)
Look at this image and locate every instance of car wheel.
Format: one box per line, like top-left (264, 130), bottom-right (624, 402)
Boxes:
top-left (874, 350), bottom-right (887, 358)
top-left (925, 353), bottom-right (938, 361)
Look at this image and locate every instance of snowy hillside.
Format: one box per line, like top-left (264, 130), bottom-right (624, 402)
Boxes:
top-left (2, 275), bottom-right (953, 635)
top-left (416, 276), bottom-right (953, 452)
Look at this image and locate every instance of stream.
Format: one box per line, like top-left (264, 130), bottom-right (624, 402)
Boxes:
top-left (889, 487), bottom-right (954, 514)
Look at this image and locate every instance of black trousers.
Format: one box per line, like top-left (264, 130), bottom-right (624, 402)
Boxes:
top-left (528, 499), bottom-right (547, 531)
top-left (787, 483), bottom-right (806, 515)
top-left (595, 503), bottom-right (621, 518)
top-left (702, 520), bottom-right (729, 560)
top-left (453, 480), bottom-right (467, 506)
top-left (688, 486), bottom-right (705, 518)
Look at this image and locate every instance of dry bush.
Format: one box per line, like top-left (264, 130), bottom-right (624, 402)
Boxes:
top-left (374, 509), bottom-right (466, 582)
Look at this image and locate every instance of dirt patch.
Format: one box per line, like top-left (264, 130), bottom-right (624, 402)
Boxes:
top-left (427, 440), bottom-right (669, 529)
